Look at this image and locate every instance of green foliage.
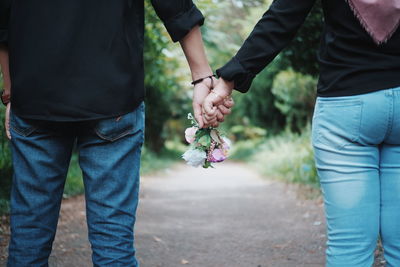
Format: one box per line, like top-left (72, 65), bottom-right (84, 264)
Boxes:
top-left (230, 125), bottom-right (267, 141)
top-left (144, 0), bottom-right (189, 151)
top-left (140, 146), bottom-right (184, 175)
top-left (200, 0), bottom-right (266, 66)
top-left (248, 126), bottom-right (319, 187)
top-left (281, 1), bottom-right (323, 76)
top-left (226, 60), bottom-right (286, 133)
top-left (63, 153), bottom-right (84, 197)
top-left (0, 77), bottom-right (12, 215)
top-left (272, 69), bottom-right (317, 132)
top-left (229, 138), bottom-right (265, 161)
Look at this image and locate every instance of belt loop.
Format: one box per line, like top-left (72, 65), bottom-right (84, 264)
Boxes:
top-left (385, 88), bottom-right (393, 97)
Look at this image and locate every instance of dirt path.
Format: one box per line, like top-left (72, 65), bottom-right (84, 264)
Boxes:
top-left (0, 162), bottom-right (377, 266)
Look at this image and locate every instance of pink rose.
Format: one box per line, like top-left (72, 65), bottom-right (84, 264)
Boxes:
top-left (185, 127), bottom-right (198, 144)
top-left (208, 148), bottom-right (227, 163)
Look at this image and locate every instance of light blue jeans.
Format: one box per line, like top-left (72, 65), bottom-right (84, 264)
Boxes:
top-left (312, 87), bottom-right (400, 267)
top-left (7, 103), bottom-right (145, 267)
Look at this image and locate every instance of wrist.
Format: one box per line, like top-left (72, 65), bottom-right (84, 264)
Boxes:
top-left (214, 78), bottom-right (233, 97)
top-left (191, 68), bottom-right (213, 81)
top-left (192, 74), bottom-right (216, 88)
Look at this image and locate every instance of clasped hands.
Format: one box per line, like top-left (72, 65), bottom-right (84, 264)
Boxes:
top-left (192, 76), bottom-right (235, 128)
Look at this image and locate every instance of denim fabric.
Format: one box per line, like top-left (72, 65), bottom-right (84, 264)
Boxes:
top-left (7, 102), bottom-right (145, 267)
top-left (312, 88), bottom-right (400, 267)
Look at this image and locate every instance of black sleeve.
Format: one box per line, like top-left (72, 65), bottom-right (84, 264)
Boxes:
top-left (0, 0), bottom-right (11, 45)
top-left (217, 0), bottom-right (317, 93)
top-left (151, 0), bottom-right (205, 42)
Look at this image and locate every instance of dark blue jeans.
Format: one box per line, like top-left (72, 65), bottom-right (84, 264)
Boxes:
top-left (7, 103), bottom-right (145, 267)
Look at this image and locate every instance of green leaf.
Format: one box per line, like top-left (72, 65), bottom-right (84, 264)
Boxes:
top-left (195, 128), bottom-right (209, 140)
top-left (198, 135), bottom-right (211, 147)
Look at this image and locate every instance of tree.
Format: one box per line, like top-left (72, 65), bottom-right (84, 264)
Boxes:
top-left (143, 1), bottom-right (186, 151)
top-left (280, 1), bottom-right (323, 76)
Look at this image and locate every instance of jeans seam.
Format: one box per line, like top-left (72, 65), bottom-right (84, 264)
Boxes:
top-left (94, 129), bottom-right (132, 142)
top-left (10, 124), bottom-right (38, 137)
top-left (355, 102), bottom-right (364, 143)
top-left (383, 93), bottom-right (394, 141)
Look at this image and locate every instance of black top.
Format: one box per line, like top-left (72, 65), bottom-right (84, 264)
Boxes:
top-left (217, 0), bottom-right (400, 97)
top-left (0, 0), bottom-right (204, 121)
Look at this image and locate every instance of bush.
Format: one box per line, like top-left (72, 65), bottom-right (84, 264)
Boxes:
top-left (0, 105), bottom-right (12, 215)
top-left (229, 138), bottom-right (265, 161)
top-left (230, 125), bottom-right (266, 141)
top-left (248, 126), bottom-right (319, 187)
top-left (272, 69), bottom-right (316, 132)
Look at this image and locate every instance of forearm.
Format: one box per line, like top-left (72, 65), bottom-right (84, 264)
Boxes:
top-left (217, 0), bottom-right (316, 92)
top-left (180, 26), bottom-right (213, 81)
top-left (237, 0), bottom-right (316, 74)
top-left (0, 45), bottom-right (11, 94)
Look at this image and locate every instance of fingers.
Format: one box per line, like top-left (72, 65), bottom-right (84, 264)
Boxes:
top-left (193, 78), bottom-right (234, 128)
top-left (217, 104), bottom-right (231, 116)
top-left (193, 102), bottom-right (204, 128)
top-left (201, 106), bottom-right (218, 128)
top-left (203, 95), bottom-right (218, 117)
top-left (202, 112), bottom-right (218, 128)
top-left (216, 110), bottom-right (224, 122)
top-left (192, 83), bottom-right (212, 128)
top-left (223, 97), bottom-right (235, 108)
top-left (5, 103), bottom-right (11, 140)
top-left (201, 92), bottom-right (236, 127)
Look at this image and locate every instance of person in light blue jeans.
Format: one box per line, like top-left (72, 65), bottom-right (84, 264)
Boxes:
top-left (312, 88), bottom-right (400, 266)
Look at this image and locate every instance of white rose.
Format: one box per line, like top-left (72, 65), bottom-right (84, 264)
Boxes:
top-left (182, 148), bottom-right (207, 167)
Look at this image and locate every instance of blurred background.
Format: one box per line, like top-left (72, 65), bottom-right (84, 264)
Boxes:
top-left (0, 0), bottom-right (323, 216)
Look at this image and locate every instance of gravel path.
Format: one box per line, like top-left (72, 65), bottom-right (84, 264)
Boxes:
top-left (0, 162), bottom-right (383, 266)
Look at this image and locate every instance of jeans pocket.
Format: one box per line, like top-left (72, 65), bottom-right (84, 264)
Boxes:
top-left (10, 111), bottom-right (39, 137)
top-left (312, 97), bottom-right (363, 150)
top-left (94, 102), bottom-right (144, 142)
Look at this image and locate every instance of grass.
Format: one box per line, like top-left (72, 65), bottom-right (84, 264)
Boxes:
top-left (230, 126), bottom-right (319, 188)
top-left (140, 141), bottom-right (185, 176)
top-left (229, 138), bottom-right (265, 161)
top-left (63, 153), bottom-right (85, 197)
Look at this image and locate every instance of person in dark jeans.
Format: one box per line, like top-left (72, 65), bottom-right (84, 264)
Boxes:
top-left (0, 0), bottom-right (232, 266)
top-left (202, 0), bottom-right (400, 266)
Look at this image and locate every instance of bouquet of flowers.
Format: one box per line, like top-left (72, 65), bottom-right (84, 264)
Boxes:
top-left (182, 113), bottom-right (231, 168)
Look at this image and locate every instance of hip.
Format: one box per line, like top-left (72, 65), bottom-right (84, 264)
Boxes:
top-left (312, 86), bottom-right (400, 149)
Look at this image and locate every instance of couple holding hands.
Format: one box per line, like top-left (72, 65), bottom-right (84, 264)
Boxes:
top-left (1, 0), bottom-right (400, 266)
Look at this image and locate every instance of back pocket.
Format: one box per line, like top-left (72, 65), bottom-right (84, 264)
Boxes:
top-left (94, 103), bottom-right (144, 142)
top-left (313, 98), bottom-right (363, 150)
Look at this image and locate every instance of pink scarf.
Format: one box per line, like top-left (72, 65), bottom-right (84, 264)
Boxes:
top-left (347, 0), bottom-right (400, 44)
